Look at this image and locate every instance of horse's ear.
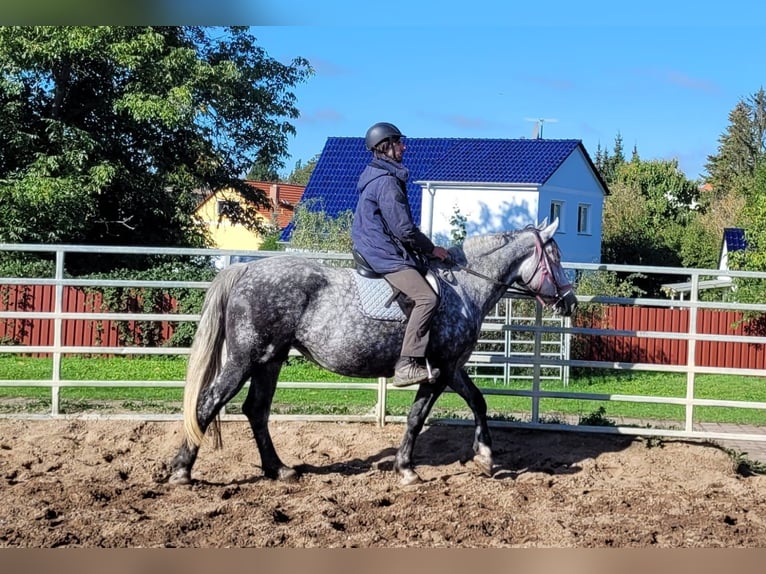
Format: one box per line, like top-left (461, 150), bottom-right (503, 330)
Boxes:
top-left (540, 217), bottom-right (559, 240)
top-left (537, 217), bottom-right (549, 230)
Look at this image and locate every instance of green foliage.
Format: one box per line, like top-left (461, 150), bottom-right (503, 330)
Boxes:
top-left (258, 226), bottom-right (285, 251)
top-left (288, 200), bottom-right (353, 254)
top-left (0, 26), bottom-right (312, 270)
top-left (678, 217), bottom-right (720, 269)
top-left (578, 406), bottom-right (616, 427)
top-left (0, 252), bottom-right (56, 278)
top-left (246, 154), bottom-right (281, 182)
top-left (705, 88), bottom-right (766, 195)
top-left (574, 270), bottom-right (645, 299)
top-left (600, 154), bottom-right (707, 294)
top-left (593, 132), bottom-right (626, 185)
top-left (285, 154), bottom-right (319, 186)
top-left (448, 204), bottom-right (467, 246)
top-left (82, 260), bottom-right (216, 347)
top-left (727, 162), bottom-right (766, 305)
top-left (615, 158), bottom-right (700, 224)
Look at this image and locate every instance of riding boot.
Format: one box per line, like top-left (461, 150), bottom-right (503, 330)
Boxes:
top-left (392, 357), bottom-right (440, 388)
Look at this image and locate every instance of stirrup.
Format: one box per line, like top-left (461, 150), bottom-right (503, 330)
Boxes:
top-left (425, 359), bottom-right (436, 381)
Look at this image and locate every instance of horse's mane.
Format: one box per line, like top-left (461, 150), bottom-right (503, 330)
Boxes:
top-left (461, 227), bottom-right (527, 257)
top-left (456, 225), bottom-right (561, 266)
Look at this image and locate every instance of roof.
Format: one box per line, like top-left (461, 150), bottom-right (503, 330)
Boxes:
top-left (281, 137), bottom-right (603, 240)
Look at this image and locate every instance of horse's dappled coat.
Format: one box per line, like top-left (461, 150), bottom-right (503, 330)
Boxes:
top-left (169, 220), bottom-right (577, 486)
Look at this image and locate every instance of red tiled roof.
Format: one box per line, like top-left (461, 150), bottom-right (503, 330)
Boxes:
top-left (244, 181), bottom-right (305, 228)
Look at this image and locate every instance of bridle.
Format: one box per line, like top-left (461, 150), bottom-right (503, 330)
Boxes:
top-left (447, 228), bottom-right (574, 308)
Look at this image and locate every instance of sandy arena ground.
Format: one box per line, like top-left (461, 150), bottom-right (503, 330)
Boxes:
top-left (1, 419), bottom-right (765, 547)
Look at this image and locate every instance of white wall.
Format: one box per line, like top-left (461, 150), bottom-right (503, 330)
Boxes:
top-left (538, 149), bottom-right (604, 263)
top-left (422, 186), bottom-right (539, 246)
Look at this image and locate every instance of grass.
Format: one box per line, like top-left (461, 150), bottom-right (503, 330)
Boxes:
top-left (0, 355), bottom-right (765, 427)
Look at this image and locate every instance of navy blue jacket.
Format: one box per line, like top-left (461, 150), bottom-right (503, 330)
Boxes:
top-left (351, 157), bottom-right (436, 274)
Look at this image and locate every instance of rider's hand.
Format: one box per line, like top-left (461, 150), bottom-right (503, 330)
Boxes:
top-left (431, 246), bottom-right (450, 261)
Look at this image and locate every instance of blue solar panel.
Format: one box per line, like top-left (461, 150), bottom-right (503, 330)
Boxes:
top-left (724, 228), bottom-right (747, 252)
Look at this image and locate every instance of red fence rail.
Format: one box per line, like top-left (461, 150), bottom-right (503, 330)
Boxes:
top-left (0, 284), bottom-right (175, 353)
top-left (576, 305), bottom-right (766, 369)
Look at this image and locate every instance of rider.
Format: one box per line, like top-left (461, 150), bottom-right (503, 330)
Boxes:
top-left (351, 122), bottom-right (450, 387)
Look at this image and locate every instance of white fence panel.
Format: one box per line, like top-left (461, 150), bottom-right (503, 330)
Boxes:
top-left (1, 243), bottom-right (765, 445)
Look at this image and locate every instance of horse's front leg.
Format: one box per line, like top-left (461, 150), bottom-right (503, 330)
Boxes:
top-left (449, 367), bottom-right (494, 477)
top-left (395, 378), bottom-right (446, 486)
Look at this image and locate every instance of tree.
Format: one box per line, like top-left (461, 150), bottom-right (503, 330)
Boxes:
top-left (729, 161), bottom-right (766, 304)
top-left (705, 87), bottom-right (766, 196)
top-left (246, 151), bottom-right (280, 182)
top-left (615, 158), bottom-right (700, 227)
top-left (285, 154), bottom-right (319, 186)
top-left (0, 26), bottom-right (312, 271)
top-left (288, 200), bottom-right (353, 254)
top-left (594, 132), bottom-right (626, 186)
top-left (601, 157), bottom-right (704, 294)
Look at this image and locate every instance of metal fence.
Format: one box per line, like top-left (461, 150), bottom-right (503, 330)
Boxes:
top-left (1, 242), bottom-right (765, 445)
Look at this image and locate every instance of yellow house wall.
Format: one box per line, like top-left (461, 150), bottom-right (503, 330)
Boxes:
top-left (195, 189), bottom-right (266, 250)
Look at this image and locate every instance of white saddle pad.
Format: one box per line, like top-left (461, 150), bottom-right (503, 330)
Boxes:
top-left (351, 270), bottom-right (439, 322)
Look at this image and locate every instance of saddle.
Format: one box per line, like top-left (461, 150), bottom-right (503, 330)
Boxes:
top-left (351, 250), bottom-right (440, 322)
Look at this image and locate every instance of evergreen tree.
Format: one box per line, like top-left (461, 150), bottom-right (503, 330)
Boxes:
top-left (705, 88), bottom-right (766, 195)
top-left (595, 132), bottom-right (627, 185)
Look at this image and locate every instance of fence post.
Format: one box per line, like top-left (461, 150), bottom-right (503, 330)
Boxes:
top-left (51, 249), bottom-right (64, 416)
top-left (376, 376), bottom-right (388, 426)
top-left (530, 301), bottom-right (543, 423)
top-left (684, 272), bottom-right (700, 433)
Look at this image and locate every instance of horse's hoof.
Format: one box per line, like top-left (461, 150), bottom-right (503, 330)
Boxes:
top-left (398, 468), bottom-right (423, 486)
top-left (473, 454), bottom-right (495, 477)
top-left (277, 467), bottom-right (299, 483)
top-left (168, 468), bottom-right (192, 485)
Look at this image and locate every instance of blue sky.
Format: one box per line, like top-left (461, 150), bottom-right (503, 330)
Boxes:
top-left (244, 4), bottom-right (766, 181)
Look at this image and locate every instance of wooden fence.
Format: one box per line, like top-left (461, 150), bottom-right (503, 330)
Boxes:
top-left (4, 283), bottom-right (766, 368)
top-left (0, 284), bottom-right (175, 352)
top-left (576, 305), bottom-right (766, 368)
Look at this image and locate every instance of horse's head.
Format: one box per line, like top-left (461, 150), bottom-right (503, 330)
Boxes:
top-left (512, 219), bottom-right (578, 316)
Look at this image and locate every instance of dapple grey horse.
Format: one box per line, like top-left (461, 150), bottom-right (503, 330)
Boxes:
top-left (169, 219), bottom-right (577, 486)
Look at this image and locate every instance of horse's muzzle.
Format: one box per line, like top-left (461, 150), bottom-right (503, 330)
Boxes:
top-left (554, 289), bottom-right (578, 317)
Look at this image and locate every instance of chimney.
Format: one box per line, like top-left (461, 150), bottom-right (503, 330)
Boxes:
top-left (269, 184), bottom-right (279, 212)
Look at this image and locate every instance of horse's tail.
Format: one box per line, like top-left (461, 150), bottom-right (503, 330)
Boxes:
top-left (183, 263), bottom-right (249, 450)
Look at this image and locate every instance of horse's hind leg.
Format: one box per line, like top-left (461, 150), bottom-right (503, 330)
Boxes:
top-left (169, 359), bottom-right (253, 484)
top-left (395, 381), bottom-right (446, 486)
top-left (241, 358), bottom-right (297, 482)
top-left (450, 368), bottom-right (494, 477)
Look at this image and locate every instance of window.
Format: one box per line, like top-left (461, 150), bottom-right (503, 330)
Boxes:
top-left (577, 203), bottom-right (591, 234)
top-left (216, 199), bottom-right (238, 217)
top-left (550, 201), bottom-right (565, 230)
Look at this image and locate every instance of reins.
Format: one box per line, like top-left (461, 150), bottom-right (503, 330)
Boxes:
top-left (448, 228), bottom-right (573, 307)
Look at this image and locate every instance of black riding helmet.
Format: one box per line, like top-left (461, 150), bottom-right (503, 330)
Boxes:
top-left (365, 122), bottom-right (404, 151)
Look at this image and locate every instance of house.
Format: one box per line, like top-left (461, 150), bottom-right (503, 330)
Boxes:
top-left (195, 181), bottom-right (304, 250)
top-left (281, 137), bottom-right (608, 263)
top-left (661, 227), bottom-right (747, 299)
